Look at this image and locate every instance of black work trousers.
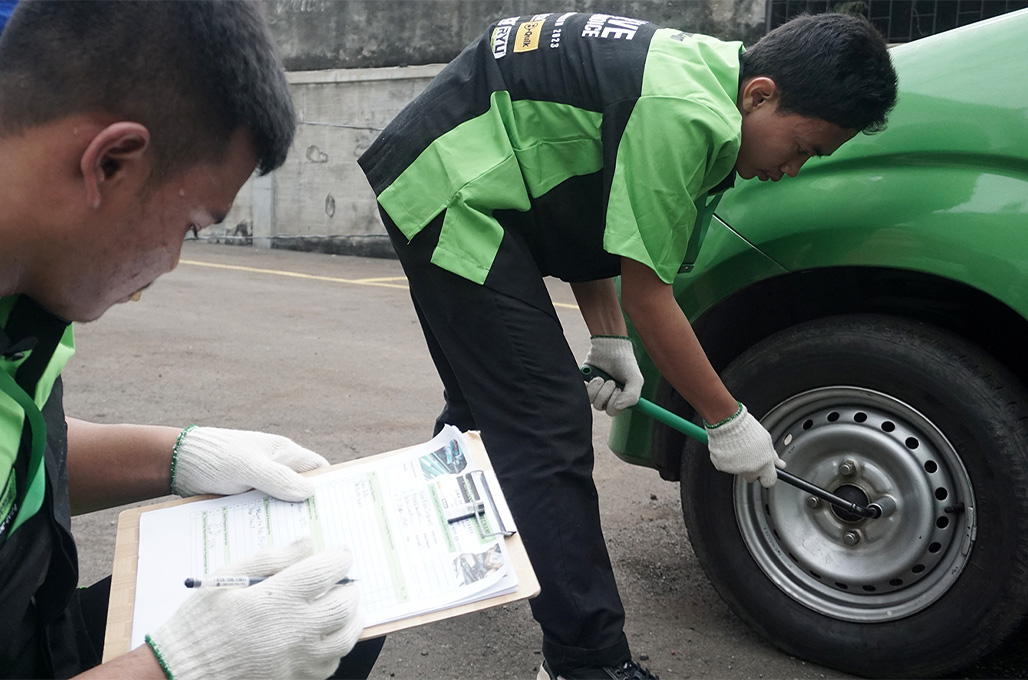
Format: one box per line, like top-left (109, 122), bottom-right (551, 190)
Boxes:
top-left (383, 210), bottom-right (630, 673)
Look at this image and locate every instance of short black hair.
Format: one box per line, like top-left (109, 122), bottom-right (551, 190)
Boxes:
top-left (740, 13), bottom-right (897, 134)
top-left (0, 0), bottom-right (296, 177)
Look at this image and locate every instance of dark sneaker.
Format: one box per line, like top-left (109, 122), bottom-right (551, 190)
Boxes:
top-left (536, 659), bottom-right (659, 680)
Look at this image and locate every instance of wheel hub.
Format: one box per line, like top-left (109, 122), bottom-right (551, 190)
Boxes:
top-left (829, 484), bottom-right (870, 523)
top-left (735, 387), bottom-right (976, 623)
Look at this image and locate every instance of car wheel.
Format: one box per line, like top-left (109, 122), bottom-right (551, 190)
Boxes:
top-left (680, 314), bottom-right (1028, 678)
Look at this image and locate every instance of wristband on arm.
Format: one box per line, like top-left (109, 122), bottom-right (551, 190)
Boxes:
top-left (169, 424), bottom-right (199, 496)
top-left (703, 402), bottom-right (744, 429)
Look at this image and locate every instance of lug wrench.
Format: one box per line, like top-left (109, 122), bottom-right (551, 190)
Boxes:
top-left (581, 365), bottom-right (883, 519)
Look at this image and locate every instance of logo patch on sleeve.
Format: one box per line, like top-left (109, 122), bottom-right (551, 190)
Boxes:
top-left (514, 20), bottom-right (543, 53)
top-left (492, 25), bottom-right (512, 59)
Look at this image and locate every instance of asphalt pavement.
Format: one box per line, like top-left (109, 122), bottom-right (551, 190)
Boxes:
top-left (66, 241), bottom-right (857, 679)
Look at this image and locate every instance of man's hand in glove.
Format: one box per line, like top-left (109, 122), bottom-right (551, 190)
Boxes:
top-left (582, 335), bottom-right (644, 416)
top-left (704, 403), bottom-right (786, 487)
top-left (171, 426), bottom-right (329, 501)
top-left (146, 538), bottom-right (362, 680)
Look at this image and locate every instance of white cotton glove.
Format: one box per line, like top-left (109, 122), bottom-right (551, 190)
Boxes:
top-left (705, 403), bottom-right (786, 487)
top-left (172, 426), bottom-right (329, 501)
top-left (146, 538), bottom-right (363, 680)
top-left (582, 335), bottom-right (644, 416)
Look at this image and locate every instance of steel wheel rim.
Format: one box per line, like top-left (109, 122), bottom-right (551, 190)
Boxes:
top-left (734, 386), bottom-right (977, 622)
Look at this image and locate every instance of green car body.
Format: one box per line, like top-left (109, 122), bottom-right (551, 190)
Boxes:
top-left (611, 8), bottom-right (1028, 678)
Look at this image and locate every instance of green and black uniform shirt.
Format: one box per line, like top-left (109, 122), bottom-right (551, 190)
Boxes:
top-left (359, 12), bottom-right (744, 287)
top-left (0, 295), bottom-right (92, 677)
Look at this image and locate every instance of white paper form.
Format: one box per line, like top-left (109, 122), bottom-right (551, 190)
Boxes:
top-left (130, 426), bottom-right (518, 648)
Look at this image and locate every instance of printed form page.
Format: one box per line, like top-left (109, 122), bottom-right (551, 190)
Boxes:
top-left (130, 426), bottom-right (518, 648)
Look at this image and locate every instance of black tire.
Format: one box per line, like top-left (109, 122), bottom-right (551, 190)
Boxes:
top-left (680, 314), bottom-right (1028, 678)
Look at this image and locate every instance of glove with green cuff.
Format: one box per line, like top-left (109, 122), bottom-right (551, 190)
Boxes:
top-left (582, 335), bottom-right (644, 416)
top-left (704, 403), bottom-right (786, 487)
top-left (146, 538), bottom-right (363, 680)
top-left (171, 426), bottom-right (329, 501)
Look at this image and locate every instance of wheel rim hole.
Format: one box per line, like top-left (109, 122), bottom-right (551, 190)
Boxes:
top-left (935, 487), bottom-right (949, 501)
top-left (905, 437), bottom-right (919, 449)
top-left (924, 460), bottom-right (939, 473)
top-left (912, 564), bottom-right (926, 574)
top-left (836, 582), bottom-right (849, 589)
top-left (889, 578), bottom-right (903, 586)
top-left (854, 412), bottom-right (868, 423)
top-left (936, 516), bottom-right (949, 529)
top-left (862, 585), bottom-right (876, 592)
top-left (827, 412), bottom-right (840, 422)
top-left (881, 421), bottom-right (896, 432)
top-left (810, 571), bottom-right (822, 579)
top-left (929, 542), bottom-right (942, 553)
top-left (803, 419), bottom-right (813, 430)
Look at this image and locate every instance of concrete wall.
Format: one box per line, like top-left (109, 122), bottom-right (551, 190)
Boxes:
top-left (214, 64), bottom-right (443, 255)
top-left (210, 1), bottom-right (766, 253)
top-left (265, 0), bottom-right (767, 70)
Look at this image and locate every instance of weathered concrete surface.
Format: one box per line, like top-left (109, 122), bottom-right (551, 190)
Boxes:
top-left (274, 66), bottom-right (443, 245)
top-left (212, 65), bottom-right (443, 252)
top-left (264, 0), bottom-right (767, 71)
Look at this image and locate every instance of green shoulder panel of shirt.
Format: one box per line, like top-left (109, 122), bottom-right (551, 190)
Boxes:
top-left (379, 92), bottom-right (604, 284)
top-left (605, 29), bottom-right (743, 283)
top-left (0, 296), bottom-right (75, 536)
top-left (378, 20), bottom-right (743, 286)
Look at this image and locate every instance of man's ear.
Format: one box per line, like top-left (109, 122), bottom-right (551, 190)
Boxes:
top-left (80, 122), bottom-right (151, 209)
top-left (739, 76), bottom-right (778, 115)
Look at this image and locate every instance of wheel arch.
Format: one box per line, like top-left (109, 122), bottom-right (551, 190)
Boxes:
top-left (650, 266), bottom-right (1028, 481)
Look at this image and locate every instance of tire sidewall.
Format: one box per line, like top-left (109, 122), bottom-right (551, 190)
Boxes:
top-left (681, 314), bottom-right (1028, 678)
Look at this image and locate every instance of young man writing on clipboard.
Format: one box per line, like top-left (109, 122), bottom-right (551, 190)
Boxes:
top-left (0, 2), bottom-right (381, 678)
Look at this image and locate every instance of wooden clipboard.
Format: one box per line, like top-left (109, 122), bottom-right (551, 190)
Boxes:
top-left (102, 431), bottom-right (539, 661)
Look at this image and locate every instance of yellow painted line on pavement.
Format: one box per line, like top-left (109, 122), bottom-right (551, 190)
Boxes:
top-left (180, 259), bottom-right (410, 289)
top-left (179, 258), bottom-right (580, 308)
top-left (349, 276), bottom-right (410, 284)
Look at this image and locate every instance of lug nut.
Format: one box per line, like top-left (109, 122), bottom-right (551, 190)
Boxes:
top-left (843, 531), bottom-right (860, 546)
top-left (869, 495), bottom-right (897, 518)
top-left (806, 496), bottom-right (821, 509)
top-left (839, 459), bottom-right (858, 476)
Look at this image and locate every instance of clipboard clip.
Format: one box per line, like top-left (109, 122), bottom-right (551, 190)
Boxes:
top-left (447, 470), bottom-right (514, 538)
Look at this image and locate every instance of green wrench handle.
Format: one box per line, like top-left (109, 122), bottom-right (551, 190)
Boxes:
top-left (580, 364), bottom-right (881, 518)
